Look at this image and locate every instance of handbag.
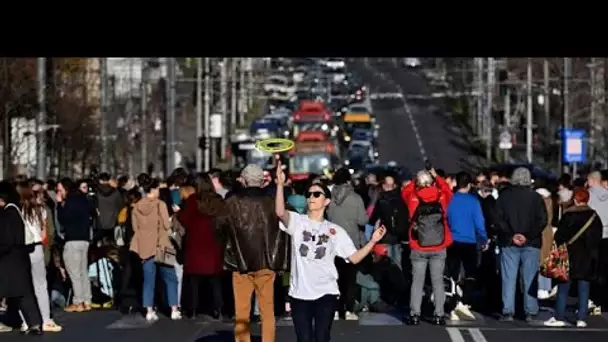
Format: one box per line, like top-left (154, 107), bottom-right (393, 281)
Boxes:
top-left (154, 202), bottom-right (177, 266)
top-left (540, 213), bottom-right (596, 281)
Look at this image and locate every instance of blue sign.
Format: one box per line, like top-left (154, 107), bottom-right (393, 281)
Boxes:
top-left (562, 128), bottom-right (586, 163)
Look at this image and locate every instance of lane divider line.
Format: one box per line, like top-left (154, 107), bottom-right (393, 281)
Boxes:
top-left (397, 84), bottom-right (427, 160)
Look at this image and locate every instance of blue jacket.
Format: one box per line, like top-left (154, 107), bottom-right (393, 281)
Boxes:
top-left (447, 192), bottom-right (487, 244)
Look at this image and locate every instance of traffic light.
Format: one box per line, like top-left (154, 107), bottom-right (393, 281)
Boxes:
top-left (498, 69), bottom-right (509, 96)
top-left (198, 136), bottom-right (207, 150)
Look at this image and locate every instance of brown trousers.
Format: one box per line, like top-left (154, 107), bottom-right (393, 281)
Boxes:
top-left (233, 269), bottom-right (276, 342)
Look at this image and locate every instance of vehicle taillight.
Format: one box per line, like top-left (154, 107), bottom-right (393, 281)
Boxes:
top-left (324, 113), bottom-right (331, 121)
top-left (294, 114), bottom-right (301, 120)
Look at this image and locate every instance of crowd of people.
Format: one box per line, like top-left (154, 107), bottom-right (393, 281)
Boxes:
top-left (0, 160), bottom-right (607, 340)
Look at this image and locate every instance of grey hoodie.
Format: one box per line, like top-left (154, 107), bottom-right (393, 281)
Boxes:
top-left (327, 184), bottom-right (368, 246)
top-left (588, 185), bottom-right (608, 238)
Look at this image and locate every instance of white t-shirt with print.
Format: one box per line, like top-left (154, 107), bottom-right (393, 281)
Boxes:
top-left (280, 211), bottom-right (357, 300)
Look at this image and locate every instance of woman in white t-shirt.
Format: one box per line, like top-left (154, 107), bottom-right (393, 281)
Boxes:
top-left (275, 159), bottom-right (385, 342)
top-left (20, 184), bottom-right (62, 332)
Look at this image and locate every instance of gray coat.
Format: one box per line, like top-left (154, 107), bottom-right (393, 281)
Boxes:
top-left (327, 184), bottom-right (368, 246)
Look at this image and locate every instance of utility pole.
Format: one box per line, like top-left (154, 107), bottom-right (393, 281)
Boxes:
top-left (195, 57), bottom-right (203, 172)
top-left (526, 58), bottom-right (533, 163)
top-left (36, 57), bottom-right (46, 179)
top-left (562, 57), bottom-right (572, 174)
top-left (140, 61), bottom-right (148, 175)
top-left (475, 58), bottom-right (484, 137)
top-left (239, 57), bottom-right (247, 126)
top-left (543, 59), bottom-right (550, 137)
top-left (486, 57), bottom-right (494, 161)
top-left (247, 58), bottom-right (254, 109)
top-left (230, 58), bottom-right (237, 133)
top-left (100, 58), bottom-right (108, 173)
top-left (504, 87), bottom-right (511, 162)
top-left (220, 58), bottom-right (228, 160)
top-left (165, 57), bottom-right (176, 175)
top-left (203, 58), bottom-right (211, 170)
top-left (590, 58), bottom-right (597, 161)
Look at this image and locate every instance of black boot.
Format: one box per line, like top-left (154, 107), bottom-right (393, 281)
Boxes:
top-left (405, 314), bottom-right (420, 325)
top-left (22, 325), bottom-right (43, 335)
top-left (431, 315), bottom-right (446, 326)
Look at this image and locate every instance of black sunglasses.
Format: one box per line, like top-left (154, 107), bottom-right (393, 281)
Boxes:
top-left (306, 191), bottom-right (325, 199)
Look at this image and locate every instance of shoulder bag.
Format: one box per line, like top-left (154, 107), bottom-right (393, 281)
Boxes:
top-left (154, 201), bottom-right (177, 266)
top-left (540, 213), bottom-right (596, 282)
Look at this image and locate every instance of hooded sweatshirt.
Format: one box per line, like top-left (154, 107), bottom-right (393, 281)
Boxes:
top-left (327, 183), bottom-right (368, 246)
top-left (96, 183), bottom-right (124, 231)
top-left (588, 185), bottom-right (608, 238)
top-left (129, 197), bottom-right (172, 260)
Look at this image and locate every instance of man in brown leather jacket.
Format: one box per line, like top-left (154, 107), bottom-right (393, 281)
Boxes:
top-left (218, 164), bottom-right (289, 342)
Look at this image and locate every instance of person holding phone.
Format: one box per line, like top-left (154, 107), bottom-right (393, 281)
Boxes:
top-left (275, 156), bottom-right (386, 342)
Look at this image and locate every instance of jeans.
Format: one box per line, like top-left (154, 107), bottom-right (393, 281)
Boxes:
top-left (387, 244), bottom-right (402, 270)
top-left (356, 272), bottom-right (380, 308)
top-left (51, 290), bottom-right (66, 309)
top-left (500, 246), bottom-right (540, 316)
top-left (538, 275), bottom-right (552, 292)
top-left (555, 280), bottom-right (590, 321)
top-left (410, 249), bottom-right (446, 316)
top-left (174, 263), bottom-right (183, 305)
top-left (63, 241), bottom-right (92, 304)
top-left (291, 295), bottom-right (338, 342)
top-left (142, 258), bottom-right (179, 308)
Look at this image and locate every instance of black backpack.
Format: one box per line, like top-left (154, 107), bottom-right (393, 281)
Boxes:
top-left (381, 196), bottom-right (409, 241)
top-left (412, 195), bottom-right (445, 247)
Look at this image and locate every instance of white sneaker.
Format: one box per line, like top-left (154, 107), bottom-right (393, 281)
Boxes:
top-left (345, 311), bottom-right (359, 320)
top-left (455, 302), bottom-right (475, 320)
top-left (334, 312), bottom-right (340, 320)
top-left (548, 286), bottom-right (558, 298)
top-left (146, 311), bottom-right (159, 322)
top-left (544, 317), bottom-right (567, 327)
top-left (20, 323), bottom-right (28, 332)
top-left (576, 320), bottom-right (587, 328)
top-left (537, 290), bottom-right (550, 300)
top-left (591, 306), bottom-right (602, 316)
top-left (449, 310), bottom-right (460, 321)
top-left (171, 310), bottom-right (182, 320)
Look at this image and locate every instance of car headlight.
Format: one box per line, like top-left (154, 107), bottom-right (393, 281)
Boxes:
top-left (321, 124), bottom-right (328, 131)
top-left (349, 168), bottom-right (354, 174)
top-left (374, 152), bottom-right (379, 157)
top-left (344, 136), bottom-right (351, 142)
top-left (344, 160), bottom-right (350, 165)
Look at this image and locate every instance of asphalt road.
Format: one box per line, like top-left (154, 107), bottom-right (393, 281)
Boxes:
top-left (2, 309), bottom-right (607, 342)
top-left (349, 58), bottom-right (486, 174)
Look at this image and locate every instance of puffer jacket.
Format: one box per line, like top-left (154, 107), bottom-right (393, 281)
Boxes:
top-left (217, 187), bottom-right (289, 273)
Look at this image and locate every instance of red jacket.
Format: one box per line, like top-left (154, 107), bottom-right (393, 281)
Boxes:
top-left (177, 195), bottom-right (223, 276)
top-left (401, 175), bottom-right (453, 252)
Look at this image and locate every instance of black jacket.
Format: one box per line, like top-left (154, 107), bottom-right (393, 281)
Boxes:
top-left (495, 185), bottom-right (548, 248)
top-left (0, 204), bottom-right (34, 298)
top-left (57, 193), bottom-right (93, 242)
top-left (96, 184), bottom-right (124, 231)
top-left (555, 206), bottom-right (603, 281)
top-left (370, 188), bottom-right (409, 243)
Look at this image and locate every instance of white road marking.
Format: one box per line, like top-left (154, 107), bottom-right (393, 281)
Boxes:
top-left (467, 328), bottom-right (488, 342)
top-left (397, 84), bottom-right (427, 160)
top-left (446, 328), bottom-right (466, 342)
